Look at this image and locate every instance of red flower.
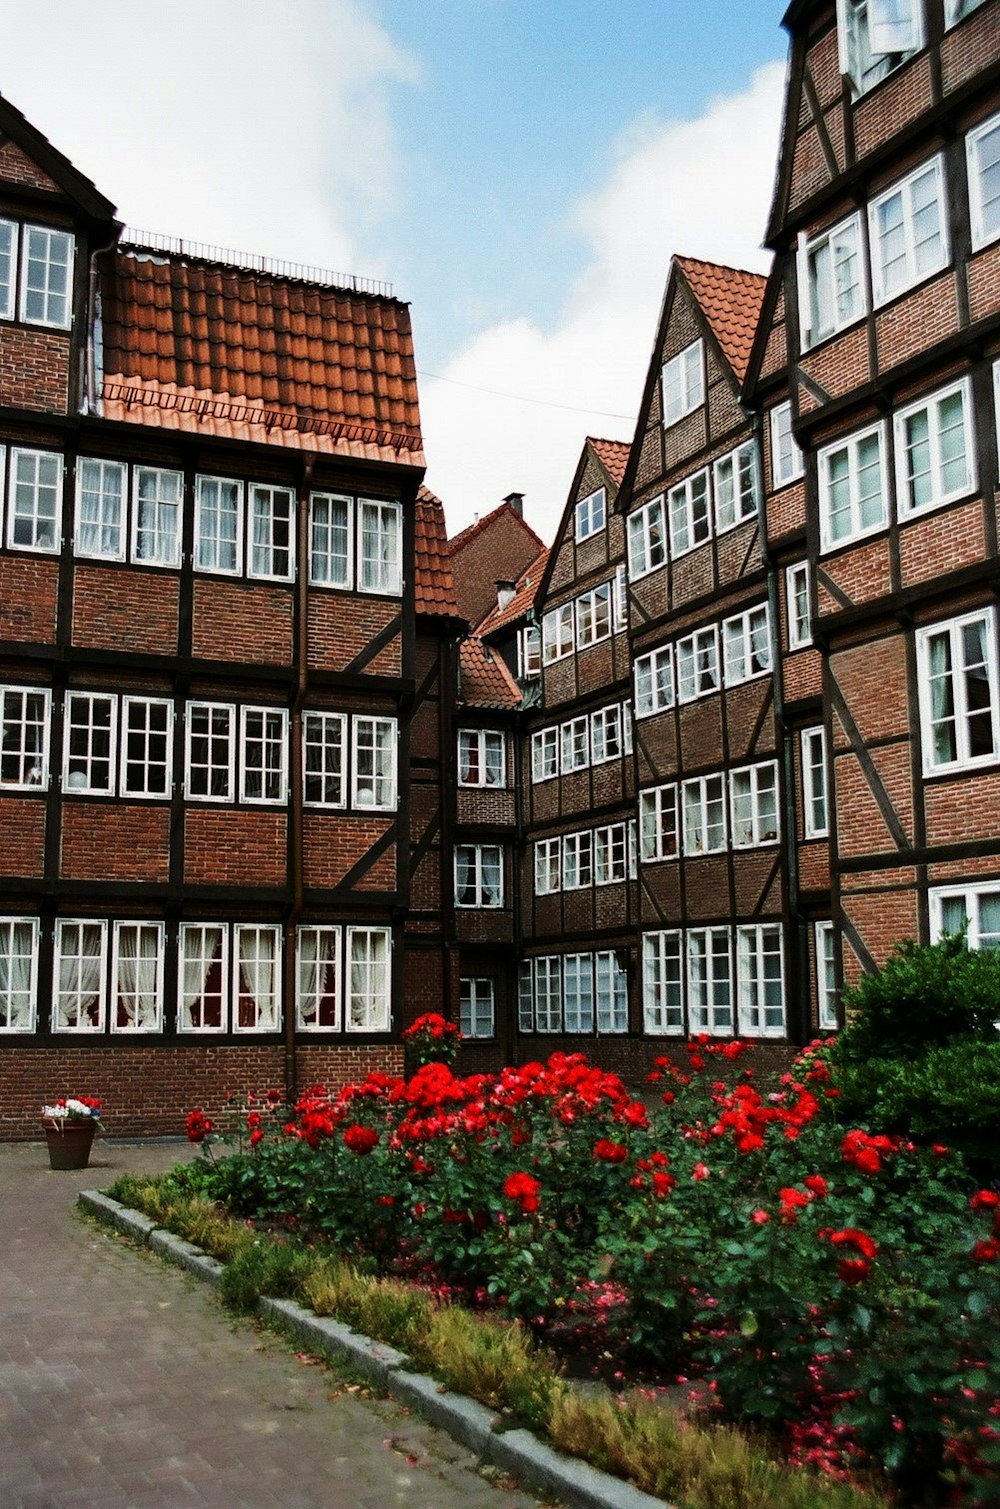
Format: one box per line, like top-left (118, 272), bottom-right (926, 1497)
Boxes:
top-left (342, 1124), bottom-right (379, 1154)
top-left (803, 1174), bottom-right (829, 1197)
top-left (828, 1227), bottom-right (878, 1261)
top-left (736, 1133), bottom-right (765, 1154)
top-left (970, 1189), bottom-right (1000, 1212)
top-left (779, 1187), bottom-right (811, 1221)
top-left (249, 1128), bottom-right (264, 1148)
top-left (185, 1109), bottom-right (214, 1143)
top-left (503, 1171), bottom-right (541, 1213)
top-left (246, 1111), bottom-right (262, 1130)
top-left (692, 1162), bottom-right (710, 1181)
top-left (838, 1258), bottom-right (872, 1286)
top-left (593, 1139), bottom-right (629, 1164)
top-left (651, 1171), bottom-right (675, 1197)
top-left (972, 1238), bottom-right (1000, 1263)
top-left (751, 1208), bottom-right (770, 1225)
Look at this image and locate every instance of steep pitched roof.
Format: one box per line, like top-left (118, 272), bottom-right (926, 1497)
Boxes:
top-left (0, 92), bottom-right (117, 219)
top-left (675, 256), bottom-right (768, 385)
top-left (414, 486), bottom-right (460, 619)
top-left (589, 436), bottom-right (630, 489)
top-left (475, 548), bottom-right (548, 637)
top-left (448, 500), bottom-right (545, 558)
top-left (459, 637), bottom-right (522, 709)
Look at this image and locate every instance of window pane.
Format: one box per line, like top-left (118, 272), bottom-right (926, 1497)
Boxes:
top-left (134, 468), bottom-right (182, 566)
top-left (179, 924), bottom-right (226, 1031)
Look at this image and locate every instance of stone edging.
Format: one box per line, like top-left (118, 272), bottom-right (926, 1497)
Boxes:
top-left (79, 1189), bottom-right (670, 1509)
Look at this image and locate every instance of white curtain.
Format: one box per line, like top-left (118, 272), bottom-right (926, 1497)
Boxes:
top-left (116, 925), bottom-right (159, 1031)
top-left (0, 922), bottom-right (33, 1030)
top-left (57, 924), bottom-right (102, 1030)
top-left (182, 926), bottom-right (221, 1031)
top-left (238, 928), bottom-right (278, 1030)
top-left (455, 848), bottom-right (474, 904)
top-left (297, 930), bottom-right (322, 1028)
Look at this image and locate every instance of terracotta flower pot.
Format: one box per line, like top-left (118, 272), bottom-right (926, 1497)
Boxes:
top-left (43, 1120), bottom-right (97, 1170)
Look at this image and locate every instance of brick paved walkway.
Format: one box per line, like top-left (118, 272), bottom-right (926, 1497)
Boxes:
top-left (0, 1139), bottom-right (541, 1509)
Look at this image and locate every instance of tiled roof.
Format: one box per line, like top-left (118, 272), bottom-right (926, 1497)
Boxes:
top-left (448, 501), bottom-right (545, 557)
top-left (98, 248), bottom-right (423, 466)
top-left (474, 548), bottom-right (548, 636)
top-left (459, 637), bottom-right (522, 709)
top-left (589, 436), bottom-right (630, 488)
top-left (675, 256), bottom-right (767, 385)
top-left (414, 486), bottom-right (460, 618)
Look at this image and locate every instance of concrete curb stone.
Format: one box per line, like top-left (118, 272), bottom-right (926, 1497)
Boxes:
top-left (79, 1188), bottom-right (158, 1241)
top-left (390, 1369), bottom-right (500, 1457)
top-left (148, 1227), bottom-right (225, 1286)
top-left (489, 1428), bottom-right (669, 1509)
top-left (259, 1297), bottom-right (410, 1389)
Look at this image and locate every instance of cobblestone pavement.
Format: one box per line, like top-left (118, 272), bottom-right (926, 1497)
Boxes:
top-left (0, 1139), bottom-right (542, 1509)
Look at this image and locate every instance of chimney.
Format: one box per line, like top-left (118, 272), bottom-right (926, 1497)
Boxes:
top-left (503, 491), bottom-right (524, 518)
top-left (496, 579), bottom-right (517, 610)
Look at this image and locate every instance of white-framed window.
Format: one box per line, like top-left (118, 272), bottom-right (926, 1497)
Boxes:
top-left (561, 716), bottom-right (589, 773)
top-left (676, 626), bottom-right (720, 703)
top-left (309, 492), bottom-right (352, 587)
top-left (688, 928), bottom-right (733, 1035)
top-left (930, 883), bottom-right (1000, 949)
top-left (737, 923), bottom-right (786, 1037)
top-left (8, 448), bottom-right (62, 553)
top-left (534, 956), bottom-right (562, 1033)
top-left (75, 459), bottom-right (125, 561)
top-left (682, 774), bottom-right (727, 855)
top-left (730, 761), bottom-right (780, 848)
top-left (178, 923), bottom-right (228, 1032)
top-left (643, 930), bottom-right (683, 1034)
top-left (186, 703), bottom-right (235, 801)
top-left (627, 496), bottom-right (667, 579)
top-left (19, 224), bottom-right (74, 328)
top-left (894, 377), bottom-right (975, 517)
top-left (542, 603), bottom-right (574, 664)
top-left (799, 212), bottom-right (865, 348)
top-left (968, 110), bottom-right (1000, 250)
top-left (248, 484), bottom-right (294, 582)
top-left (622, 701), bottom-right (634, 755)
top-left (194, 475), bottom-right (242, 574)
top-left (771, 401), bottom-right (804, 488)
top-left (518, 625), bottom-right (541, 680)
top-left (634, 647), bottom-right (673, 718)
top-left (591, 704), bottom-right (623, 765)
top-left (358, 499), bottom-right (402, 595)
top-left (576, 583), bottom-right (612, 648)
top-left (594, 823), bottom-right (628, 884)
top-left (0, 218), bottom-right (15, 320)
top-left (352, 715), bottom-right (397, 810)
top-left (0, 917), bottom-right (38, 1032)
top-left (668, 470), bottom-right (711, 557)
top-left (946, 0), bottom-right (990, 24)
top-left (916, 609), bottom-right (1000, 774)
top-left (233, 924), bottom-right (281, 1031)
top-left (786, 562), bottom-right (813, 650)
top-left (53, 919), bottom-right (107, 1032)
top-left (182, 924), bottom-right (281, 1035)
top-left (111, 922), bottom-right (164, 1033)
top-left (0, 685), bottom-right (49, 789)
top-left (563, 953), bottom-right (595, 1032)
top-left (818, 422), bottom-right (887, 551)
top-left (723, 605), bottom-right (771, 686)
top-left (575, 487), bottom-right (606, 542)
top-left (460, 977), bottom-right (495, 1038)
top-left (303, 711), bottom-right (346, 808)
top-left (562, 830), bottom-right (593, 890)
top-left (240, 707), bottom-right (288, 804)
top-left (838, 0), bottom-right (924, 96)
top-left (531, 727), bottom-right (558, 783)
top-left (455, 845), bottom-right (503, 907)
top-left (714, 441), bottom-right (759, 532)
top-left (815, 920), bottom-right (839, 1031)
top-left (595, 951), bottom-right (628, 1033)
top-left (640, 784), bottom-right (678, 862)
top-left (869, 155), bottom-right (948, 308)
top-left (458, 729), bottom-right (505, 787)
top-left (802, 726), bottom-right (830, 838)
top-left (297, 926), bottom-right (341, 1030)
top-left (133, 466), bottom-right (182, 568)
top-left (534, 838), bottom-right (561, 896)
top-left (518, 960), bottom-right (534, 1032)
top-left (121, 697), bottom-right (173, 799)
top-left (346, 926), bottom-right (392, 1030)
top-left (63, 692), bottom-right (117, 795)
top-left (662, 340), bottom-right (704, 427)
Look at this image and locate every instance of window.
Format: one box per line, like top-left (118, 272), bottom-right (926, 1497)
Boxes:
top-left (643, 931), bottom-right (683, 1034)
top-left (64, 693), bottom-right (116, 795)
top-left (894, 378), bottom-right (974, 516)
top-left (178, 923), bottom-right (227, 1032)
top-left (75, 459), bottom-right (125, 561)
top-left (455, 845), bottom-right (503, 907)
top-left (815, 921), bottom-right (839, 1031)
top-left (682, 775), bottom-right (727, 855)
top-left (248, 484), bottom-right (294, 581)
top-left (594, 823), bottom-right (627, 884)
top-left (194, 475), bottom-right (242, 574)
top-left (668, 470), bottom-right (711, 557)
top-left (534, 956), bottom-right (562, 1032)
top-left (234, 924), bottom-right (281, 1031)
top-left (946, 0), bottom-right (989, 23)
top-left (917, 610), bottom-right (1000, 773)
top-left (542, 603), bottom-right (574, 664)
top-left (186, 704), bottom-right (235, 801)
top-left (688, 928), bottom-right (733, 1035)
top-left (627, 496), bottom-right (667, 579)
top-left (818, 423), bottom-right (887, 551)
top-left (531, 727), bottom-right (558, 783)
top-left (133, 467), bottom-right (182, 567)
top-left (310, 492), bottom-right (351, 587)
top-left (714, 441), bottom-right (759, 531)
top-left (634, 648), bottom-right (673, 718)
top-left (968, 111), bottom-right (1000, 250)
top-left (838, 0), bottom-right (923, 96)
top-left (297, 926), bottom-right (341, 1029)
top-left (662, 341), bottom-right (704, 427)
top-left (240, 707), bottom-right (288, 804)
top-left (595, 952), bottom-right (628, 1033)
top-left (737, 924), bottom-right (786, 1037)
top-left (53, 920), bottom-right (107, 1032)
top-left (111, 922), bottom-right (163, 1033)
top-left (799, 213), bottom-right (865, 347)
top-left (561, 716), bottom-right (589, 773)
top-left (518, 961), bottom-right (534, 1032)
top-left (802, 726), bottom-right (830, 837)
top-left (0, 218), bottom-right (14, 320)
top-left (0, 686), bottom-right (49, 789)
top-left (458, 729), bottom-right (505, 787)
top-left (0, 918), bottom-right (38, 1032)
top-left (346, 926), bottom-right (392, 1030)
top-left (622, 702), bottom-right (634, 755)
top-left (563, 831), bottom-right (593, 890)
top-left (121, 697), bottom-right (172, 798)
top-left (20, 225), bottom-right (74, 327)
top-left (591, 705), bottom-right (622, 765)
top-left (613, 563), bottom-right (628, 632)
top-left (352, 715), bottom-right (397, 810)
top-left (723, 605), bottom-right (771, 686)
top-left (771, 402), bottom-right (804, 488)
top-left (564, 954), bottom-right (595, 1032)
top-left (730, 761), bottom-right (779, 847)
top-left (575, 487), bottom-right (606, 541)
top-left (304, 712), bottom-right (346, 807)
top-left (9, 448), bottom-right (62, 553)
top-left (676, 626), bottom-right (720, 703)
top-left (786, 562), bottom-right (813, 650)
top-left (358, 499), bottom-right (402, 594)
top-left (179, 922), bottom-right (282, 1034)
top-left (460, 977), bottom-right (495, 1038)
top-left (518, 625), bottom-right (541, 680)
top-left (640, 785), bottom-right (678, 862)
top-left (931, 883), bottom-right (1000, 949)
top-left (576, 583), bottom-right (612, 648)
top-left (869, 156), bottom-right (948, 307)
top-left (535, 838), bottom-right (560, 895)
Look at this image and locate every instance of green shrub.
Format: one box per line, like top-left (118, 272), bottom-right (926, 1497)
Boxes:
top-left (832, 1037), bottom-right (1000, 1160)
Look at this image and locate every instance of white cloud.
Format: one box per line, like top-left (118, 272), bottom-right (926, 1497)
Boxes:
top-left (420, 61), bottom-right (787, 542)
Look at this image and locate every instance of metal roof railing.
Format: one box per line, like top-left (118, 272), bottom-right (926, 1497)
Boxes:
top-left (119, 228), bottom-right (394, 298)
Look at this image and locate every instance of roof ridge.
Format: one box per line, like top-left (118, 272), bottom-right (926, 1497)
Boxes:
top-left (448, 500), bottom-right (545, 555)
top-left (675, 252), bottom-right (767, 283)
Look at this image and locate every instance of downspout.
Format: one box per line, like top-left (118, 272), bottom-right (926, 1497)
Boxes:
top-left (510, 698), bottom-right (525, 1066)
top-left (84, 228), bottom-right (119, 415)
top-left (284, 454), bottom-right (315, 1105)
top-left (439, 630), bottom-right (458, 1023)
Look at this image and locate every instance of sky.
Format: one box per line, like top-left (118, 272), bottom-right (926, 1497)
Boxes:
top-left (2, 1), bottom-right (790, 542)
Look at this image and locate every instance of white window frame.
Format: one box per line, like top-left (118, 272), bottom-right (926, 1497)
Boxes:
top-left (737, 923), bottom-right (786, 1038)
top-left (575, 582), bottom-right (612, 649)
top-left (531, 727), bottom-right (558, 784)
top-left (594, 823), bottom-right (627, 885)
top-left (729, 761), bottom-right (780, 849)
top-left (0, 685), bottom-right (50, 790)
top-left (460, 976), bottom-right (496, 1038)
top-left (239, 706), bottom-right (289, 805)
top-left (534, 838), bottom-right (561, 896)
top-left (454, 845), bottom-right (504, 908)
top-left (714, 440), bottom-right (759, 533)
top-left (563, 953), bottom-right (595, 1033)
top-left (676, 626), bottom-right (720, 704)
top-left (296, 925), bottom-right (341, 1031)
top-left (688, 927), bottom-right (734, 1036)
top-left (0, 916), bottom-right (38, 1033)
top-left (916, 609), bottom-right (1000, 775)
top-left (121, 696), bottom-right (173, 800)
top-left (682, 774), bottom-right (728, 856)
top-left (303, 711), bottom-right (347, 809)
top-left (640, 784), bottom-right (678, 863)
top-left (248, 484), bottom-right (295, 583)
top-left (8, 447), bottom-right (62, 554)
top-left (110, 921), bottom-right (164, 1034)
top-left (946, 0), bottom-right (989, 25)
top-left (968, 109), bottom-right (1000, 251)
top-left (0, 217), bottom-right (15, 321)
top-left (723, 604), bottom-right (771, 687)
top-left (627, 496), bottom-right (667, 579)
top-left (771, 401), bottom-right (804, 488)
top-left (309, 491), bottom-right (353, 588)
top-left (590, 704), bottom-right (623, 766)
top-left (132, 466), bottom-right (182, 569)
top-left (634, 647), bottom-right (673, 718)
top-left (358, 498), bottom-right (402, 596)
top-left (662, 340), bottom-right (704, 428)
top-left (802, 726), bottom-right (830, 838)
top-left (643, 930), bottom-right (683, 1035)
top-left (518, 624), bottom-right (541, 680)
top-left (562, 830), bottom-right (593, 891)
top-left (542, 603), bottom-right (574, 664)
top-left (352, 714), bottom-right (397, 811)
top-left (53, 919), bottom-right (108, 1033)
top-left (894, 376), bottom-right (975, 518)
top-left (346, 925), bottom-right (392, 1031)
top-left (63, 691), bottom-right (118, 796)
top-left (930, 882), bottom-right (1000, 949)
top-left (786, 562), bottom-right (813, 650)
top-left (533, 956), bottom-right (563, 1033)
top-left (19, 224), bottom-right (74, 329)
top-left (194, 475), bottom-right (243, 576)
top-left (815, 920), bottom-right (839, 1031)
top-left (798, 211), bottom-right (866, 348)
top-left (818, 421), bottom-right (887, 553)
top-left (178, 923), bottom-right (229, 1034)
top-left (233, 923), bottom-right (282, 1032)
top-left (458, 728), bottom-right (505, 788)
top-left (185, 702), bottom-right (236, 803)
top-left (560, 716), bottom-right (589, 774)
top-left (613, 563), bottom-right (628, 632)
top-left (74, 458), bottom-right (125, 562)
top-left (667, 469), bottom-right (711, 558)
top-left (575, 487), bottom-right (606, 542)
top-left (868, 155), bottom-right (949, 309)
top-left (838, 0), bottom-right (924, 97)
top-left (595, 951), bottom-right (628, 1034)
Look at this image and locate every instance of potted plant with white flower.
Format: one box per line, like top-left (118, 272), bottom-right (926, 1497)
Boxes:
top-left (41, 1096), bottom-right (104, 1170)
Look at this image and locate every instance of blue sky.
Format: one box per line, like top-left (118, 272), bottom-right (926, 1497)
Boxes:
top-left (2, 1), bottom-right (789, 539)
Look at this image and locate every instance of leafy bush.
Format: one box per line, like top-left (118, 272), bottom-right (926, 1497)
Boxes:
top-left (832, 1038), bottom-right (1000, 1161)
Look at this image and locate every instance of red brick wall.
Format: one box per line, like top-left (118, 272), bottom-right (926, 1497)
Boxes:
top-left (307, 593), bottom-right (401, 674)
top-left (60, 804), bottom-right (170, 882)
top-left (302, 813), bottom-right (395, 890)
top-left (0, 326), bottom-right (69, 413)
top-left (192, 581), bottom-right (293, 665)
top-left (72, 567), bottom-right (179, 655)
top-left (0, 797), bottom-right (46, 876)
top-left (0, 140), bottom-right (61, 190)
top-left (184, 808), bottom-right (287, 887)
top-left (0, 555), bottom-right (59, 642)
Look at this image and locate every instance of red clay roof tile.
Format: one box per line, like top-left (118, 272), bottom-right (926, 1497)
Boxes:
top-left (675, 256), bottom-right (767, 385)
top-left (414, 486), bottom-right (460, 619)
top-left (459, 637), bottom-right (522, 709)
top-left (475, 548), bottom-right (548, 636)
top-left (589, 436), bottom-right (630, 488)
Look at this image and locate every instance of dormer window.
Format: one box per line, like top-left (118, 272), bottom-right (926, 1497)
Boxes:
top-left (838, 0), bottom-right (923, 97)
top-left (575, 487), bottom-right (606, 542)
top-left (0, 220), bottom-right (74, 329)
